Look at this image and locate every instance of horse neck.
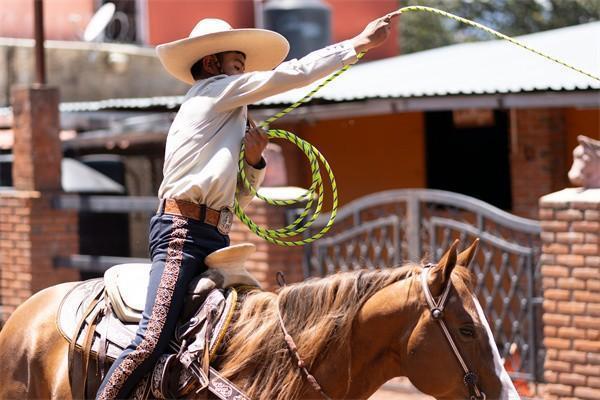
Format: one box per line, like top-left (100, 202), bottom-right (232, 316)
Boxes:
top-left (310, 277), bottom-right (420, 399)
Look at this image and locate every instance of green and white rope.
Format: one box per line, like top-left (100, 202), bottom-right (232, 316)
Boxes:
top-left (235, 6), bottom-right (599, 247)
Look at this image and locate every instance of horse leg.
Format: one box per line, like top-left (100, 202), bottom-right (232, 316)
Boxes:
top-left (0, 282), bottom-right (77, 399)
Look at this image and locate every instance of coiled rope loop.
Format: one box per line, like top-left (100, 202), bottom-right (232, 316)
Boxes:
top-left (235, 6), bottom-right (599, 247)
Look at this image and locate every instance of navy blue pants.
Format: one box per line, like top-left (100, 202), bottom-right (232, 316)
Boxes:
top-left (96, 212), bottom-right (229, 399)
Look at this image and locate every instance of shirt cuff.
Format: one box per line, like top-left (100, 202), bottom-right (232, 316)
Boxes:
top-left (337, 40), bottom-right (359, 66)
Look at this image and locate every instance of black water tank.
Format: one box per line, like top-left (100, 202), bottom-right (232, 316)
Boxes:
top-left (263, 0), bottom-right (331, 60)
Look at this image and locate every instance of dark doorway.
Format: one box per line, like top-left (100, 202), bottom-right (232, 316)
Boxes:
top-left (425, 110), bottom-right (512, 210)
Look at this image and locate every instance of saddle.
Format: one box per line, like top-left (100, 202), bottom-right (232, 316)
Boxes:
top-left (57, 244), bottom-right (260, 400)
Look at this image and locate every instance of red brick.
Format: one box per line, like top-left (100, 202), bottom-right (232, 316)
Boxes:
top-left (544, 299), bottom-right (557, 312)
top-left (556, 232), bottom-right (585, 244)
top-left (540, 208), bottom-right (555, 220)
top-left (545, 383), bottom-right (573, 396)
top-left (589, 353), bottom-right (600, 365)
top-left (574, 364), bottom-right (600, 377)
top-left (559, 372), bottom-right (586, 386)
top-left (573, 268), bottom-right (599, 280)
top-left (543, 243), bottom-right (570, 255)
top-left (545, 326), bottom-right (557, 337)
top-left (545, 288), bottom-right (571, 301)
top-left (546, 360), bottom-right (571, 372)
top-left (572, 201), bottom-right (600, 210)
top-left (572, 221), bottom-right (600, 233)
top-left (585, 210), bottom-right (600, 221)
top-left (573, 243), bottom-right (599, 255)
top-left (541, 232), bottom-right (555, 242)
top-left (541, 254), bottom-right (556, 264)
top-left (545, 337), bottom-right (571, 350)
top-left (547, 346), bottom-right (560, 357)
top-left (573, 290), bottom-right (600, 302)
top-left (557, 301), bottom-right (586, 315)
top-left (556, 209), bottom-right (583, 221)
top-left (542, 265), bottom-right (570, 277)
top-left (558, 277), bottom-right (585, 290)
top-left (586, 233), bottom-right (599, 244)
top-left (589, 377), bottom-right (600, 388)
top-left (558, 326), bottom-right (587, 339)
top-left (541, 221), bottom-right (569, 232)
top-left (558, 350), bottom-right (587, 363)
top-left (574, 339), bottom-right (600, 352)
top-left (544, 370), bottom-right (558, 383)
top-left (574, 387), bottom-right (600, 400)
top-left (557, 254), bottom-right (585, 267)
top-left (574, 316), bottom-right (600, 330)
top-left (544, 277), bottom-right (557, 289)
top-left (589, 303), bottom-right (600, 317)
top-left (587, 256), bottom-right (600, 268)
top-left (587, 279), bottom-right (600, 291)
top-left (587, 329), bottom-right (600, 340)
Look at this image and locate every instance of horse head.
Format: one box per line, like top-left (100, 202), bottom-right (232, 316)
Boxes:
top-left (217, 239), bottom-right (519, 400)
top-left (382, 239), bottom-right (519, 400)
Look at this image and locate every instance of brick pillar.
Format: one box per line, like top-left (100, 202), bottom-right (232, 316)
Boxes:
top-left (0, 86), bottom-right (78, 325)
top-left (539, 188), bottom-right (600, 400)
top-left (229, 200), bottom-right (305, 291)
top-left (511, 108), bottom-right (567, 218)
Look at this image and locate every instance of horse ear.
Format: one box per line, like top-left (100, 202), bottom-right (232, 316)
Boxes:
top-left (457, 238), bottom-right (480, 268)
top-left (429, 239), bottom-right (459, 293)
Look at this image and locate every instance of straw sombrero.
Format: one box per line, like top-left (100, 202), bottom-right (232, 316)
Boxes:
top-left (156, 18), bottom-right (290, 85)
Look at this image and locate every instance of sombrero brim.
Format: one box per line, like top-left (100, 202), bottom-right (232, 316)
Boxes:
top-left (156, 29), bottom-right (290, 85)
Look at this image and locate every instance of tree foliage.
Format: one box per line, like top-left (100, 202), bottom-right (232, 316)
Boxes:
top-left (398, 0), bottom-right (600, 54)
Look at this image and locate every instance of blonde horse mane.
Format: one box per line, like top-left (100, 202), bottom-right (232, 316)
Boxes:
top-left (216, 264), bottom-right (425, 400)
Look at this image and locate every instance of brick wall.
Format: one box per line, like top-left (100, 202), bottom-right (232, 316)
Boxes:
top-left (0, 191), bottom-right (78, 323)
top-left (511, 108), bottom-right (568, 218)
top-left (0, 86), bottom-right (79, 326)
top-left (229, 200), bottom-right (305, 291)
top-left (539, 188), bottom-right (600, 400)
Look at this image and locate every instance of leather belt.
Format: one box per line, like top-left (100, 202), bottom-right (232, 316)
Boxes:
top-left (159, 199), bottom-right (233, 235)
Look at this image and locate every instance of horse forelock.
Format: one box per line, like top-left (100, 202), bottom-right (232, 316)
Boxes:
top-left (217, 263), bottom-right (423, 400)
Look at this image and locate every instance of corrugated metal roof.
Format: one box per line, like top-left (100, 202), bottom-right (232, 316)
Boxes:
top-left (36, 21), bottom-right (600, 113)
top-left (259, 21), bottom-right (600, 104)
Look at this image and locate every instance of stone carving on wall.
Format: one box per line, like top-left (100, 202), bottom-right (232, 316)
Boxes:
top-left (568, 135), bottom-right (600, 189)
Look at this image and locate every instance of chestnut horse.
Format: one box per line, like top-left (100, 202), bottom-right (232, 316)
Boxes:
top-left (0, 240), bottom-right (519, 399)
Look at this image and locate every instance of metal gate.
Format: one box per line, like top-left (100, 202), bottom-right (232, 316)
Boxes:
top-left (304, 189), bottom-right (542, 384)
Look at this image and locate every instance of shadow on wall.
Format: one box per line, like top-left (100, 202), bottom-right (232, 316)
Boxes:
top-left (0, 39), bottom-right (188, 106)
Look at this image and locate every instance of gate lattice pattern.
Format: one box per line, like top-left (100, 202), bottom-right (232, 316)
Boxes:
top-left (304, 189), bottom-right (542, 384)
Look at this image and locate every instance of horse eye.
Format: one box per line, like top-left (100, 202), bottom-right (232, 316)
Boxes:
top-left (460, 326), bottom-right (475, 337)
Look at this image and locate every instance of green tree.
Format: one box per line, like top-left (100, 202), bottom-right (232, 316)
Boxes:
top-left (398, 0), bottom-right (600, 54)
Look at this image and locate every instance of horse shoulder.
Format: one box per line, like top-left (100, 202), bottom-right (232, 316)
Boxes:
top-left (0, 281), bottom-right (77, 399)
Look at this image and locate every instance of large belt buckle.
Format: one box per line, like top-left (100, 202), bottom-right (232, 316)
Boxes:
top-left (217, 207), bottom-right (233, 235)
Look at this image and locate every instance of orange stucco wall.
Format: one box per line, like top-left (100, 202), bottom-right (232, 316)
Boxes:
top-left (0, 0), bottom-right (95, 40)
top-left (275, 112), bottom-right (425, 206)
top-left (565, 108), bottom-right (600, 167)
top-left (146, 0), bottom-right (255, 45)
top-left (328, 0), bottom-right (399, 60)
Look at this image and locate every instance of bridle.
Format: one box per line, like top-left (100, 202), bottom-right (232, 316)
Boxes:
top-left (420, 263), bottom-right (486, 400)
top-left (276, 264), bottom-right (487, 400)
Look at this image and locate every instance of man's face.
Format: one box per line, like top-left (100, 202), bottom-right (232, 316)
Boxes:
top-left (220, 51), bottom-right (246, 75)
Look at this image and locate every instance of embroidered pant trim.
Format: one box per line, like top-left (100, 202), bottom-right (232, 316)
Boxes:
top-left (96, 212), bottom-right (229, 400)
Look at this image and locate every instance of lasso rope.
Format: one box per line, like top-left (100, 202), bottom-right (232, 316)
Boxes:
top-left (235, 5), bottom-right (600, 247)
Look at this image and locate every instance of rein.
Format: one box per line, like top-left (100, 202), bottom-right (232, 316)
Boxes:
top-left (420, 264), bottom-right (486, 400)
top-left (235, 5), bottom-right (599, 247)
top-left (276, 299), bottom-right (333, 400)
top-left (276, 265), bottom-right (488, 399)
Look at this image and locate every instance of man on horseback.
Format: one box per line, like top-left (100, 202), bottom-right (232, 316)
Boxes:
top-left (96, 12), bottom-right (400, 399)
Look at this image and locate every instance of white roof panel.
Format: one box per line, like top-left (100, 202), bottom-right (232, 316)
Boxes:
top-left (259, 22), bottom-right (600, 105)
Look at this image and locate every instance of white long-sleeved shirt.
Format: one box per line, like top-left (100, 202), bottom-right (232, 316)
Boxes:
top-left (158, 40), bottom-right (358, 209)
